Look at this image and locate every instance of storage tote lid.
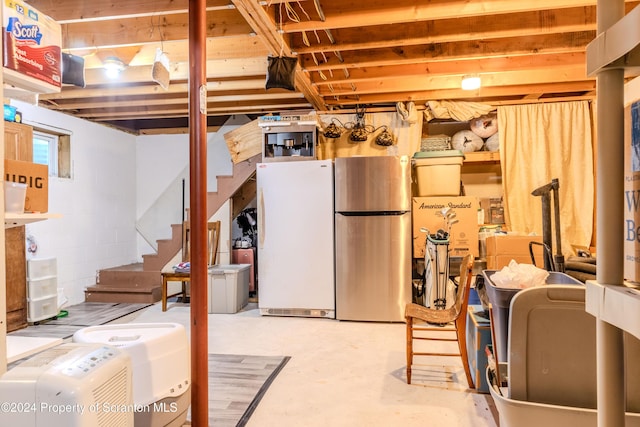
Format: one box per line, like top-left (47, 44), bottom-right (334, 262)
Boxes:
top-left (413, 149), bottom-right (465, 160)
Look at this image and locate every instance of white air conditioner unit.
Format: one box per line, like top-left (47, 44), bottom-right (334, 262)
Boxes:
top-left (0, 343), bottom-right (133, 427)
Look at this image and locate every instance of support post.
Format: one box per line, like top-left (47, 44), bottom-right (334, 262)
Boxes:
top-left (189, 0), bottom-right (209, 425)
top-left (595, 1), bottom-right (625, 426)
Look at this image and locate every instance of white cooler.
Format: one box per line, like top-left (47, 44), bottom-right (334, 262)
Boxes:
top-left (73, 323), bottom-right (190, 427)
top-left (209, 264), bottom-right (250, 313)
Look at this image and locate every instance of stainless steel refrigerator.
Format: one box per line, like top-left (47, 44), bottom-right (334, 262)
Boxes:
top-left (334, 155), bottom-right (412, 321)
top-left (256, 159), bottom-right (335, 318)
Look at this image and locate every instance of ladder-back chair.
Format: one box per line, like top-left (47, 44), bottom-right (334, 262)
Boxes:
top-left (161, 220), bottom-right (221, 311)
top-left (405, 253), bottom-right (475, 387)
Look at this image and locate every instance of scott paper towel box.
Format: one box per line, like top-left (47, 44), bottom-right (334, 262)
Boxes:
top-left (3, 0), bottom-right (61, 93)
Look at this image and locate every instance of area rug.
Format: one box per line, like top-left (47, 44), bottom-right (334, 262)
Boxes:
top-left (8, 302), bottom-right (152, 340)
top-left (208, 353), bottom-right (291, 427)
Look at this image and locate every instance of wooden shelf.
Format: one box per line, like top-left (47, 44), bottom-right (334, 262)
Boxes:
top-left (4, 213), bottom-right (61, 228)
top-left (463, 151), bottom-right (500, 163)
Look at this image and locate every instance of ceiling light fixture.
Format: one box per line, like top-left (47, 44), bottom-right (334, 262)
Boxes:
top-left (461, 74), bottom-right (481, 91)
top-left (103, 56), bottom-right (126, 79)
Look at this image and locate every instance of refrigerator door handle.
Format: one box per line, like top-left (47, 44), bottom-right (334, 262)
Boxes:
top-left (259, 188), bottom-right (265, 249)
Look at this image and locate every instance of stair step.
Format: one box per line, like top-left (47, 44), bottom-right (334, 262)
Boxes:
top-left (140, 153), bottom-right (260, 274)
top-left (85, 285), bottom-right (161, 304)
top-left (97, 263), bottom-right (161, 288)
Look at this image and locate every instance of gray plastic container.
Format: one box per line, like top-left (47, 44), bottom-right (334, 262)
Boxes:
top-left (482, 270), bottom-right (583, 362)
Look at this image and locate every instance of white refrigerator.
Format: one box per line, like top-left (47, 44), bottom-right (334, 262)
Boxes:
top-left (256, 160), bottom-right (335, 318)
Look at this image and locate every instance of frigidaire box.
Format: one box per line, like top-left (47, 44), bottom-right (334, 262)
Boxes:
top-left (5, 159), bottom-right (48, 213)
top-left (412, 196), bottom-right (479, 258)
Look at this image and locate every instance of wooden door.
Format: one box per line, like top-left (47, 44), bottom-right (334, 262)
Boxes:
top-left (4, 121), bottom-right (33, 162)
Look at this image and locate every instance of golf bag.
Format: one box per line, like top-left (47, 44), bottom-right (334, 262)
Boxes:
top-left (417, 232), bottom-right (456, 309)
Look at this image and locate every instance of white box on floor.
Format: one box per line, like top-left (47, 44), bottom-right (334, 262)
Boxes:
top-left (209, 264), bottom-right (250, 313)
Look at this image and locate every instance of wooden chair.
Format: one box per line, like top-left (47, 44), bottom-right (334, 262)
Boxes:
top-left (161, 220), bottom-right (221, 311)
top-left (405, 253), bottom-right (475, 387)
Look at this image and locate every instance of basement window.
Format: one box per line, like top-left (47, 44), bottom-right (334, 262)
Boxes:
top-left (33, 131), bottom-right (58, 176)
top-left (30, 127), bottom-right (72, 179)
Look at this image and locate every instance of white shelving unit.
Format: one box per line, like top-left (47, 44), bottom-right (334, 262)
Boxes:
top-left (4, 212), bottom-right (61, 229)
top-left (584, 2), bottom-right (640, 426)
top-left (26, 257), bottom-right (58, 323)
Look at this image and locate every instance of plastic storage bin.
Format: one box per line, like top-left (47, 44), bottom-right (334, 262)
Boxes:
top-left (486, 285), bottom-right (640, 427)
top-left (27, 257), bottom-right (57, 280)
top-left (27, 294), bottom-right (58, 322)
top-left (27, 276), bottom-right (57, 299)
top-left (4, 181), bottom-right (26, 213)
top-left (208, 264), bottom-right (250, 313)
top-left (412, 150), bottom-right (464, 196)
top-left (482, 270), bottom-right (582, 362)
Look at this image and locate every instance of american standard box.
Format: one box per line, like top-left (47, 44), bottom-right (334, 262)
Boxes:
top-left (5, 159), bottom-right (48, 213)
top-left (412, 196), bottom-right (479, 258)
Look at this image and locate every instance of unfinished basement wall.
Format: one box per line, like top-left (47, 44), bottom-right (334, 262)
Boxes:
top-left (13, 100), bottom-right (138, 306)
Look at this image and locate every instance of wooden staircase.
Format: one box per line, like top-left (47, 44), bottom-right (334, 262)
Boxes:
top-left (85, 154), bottom-right (260, 303)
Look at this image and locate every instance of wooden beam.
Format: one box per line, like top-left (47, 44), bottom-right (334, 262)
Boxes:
top-left (41, 91), bottom-right (306, 111)
top-left (317, 65), bottom-right (591, 97)
top-left (232, 0), bottom-right (326, 111)
top-left (26, 0), bottom-right (232, 22)
top-left (79, 57), bottom-right (268, 85)
top-left (301, 32), bottom-right (594, 71)
top-left (322, 80), bottom-right (596, 105)
top-left (69, 36), bottom-right (268, 68)
top-left (61, 9), bottom-right (251, 49)
top-left (40, 79), bottom-right (272, 99)
top-left (280, 0), bottom-right (638, 32)
top-left (310, 52), bottom-right (587, 85)
top-left (291, 6), bottom-right (602, 54)
top-left (72, 100), bottom-right (313, 119)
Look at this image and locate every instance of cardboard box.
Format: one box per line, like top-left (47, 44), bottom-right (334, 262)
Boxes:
top-left (465, 305), bottom-right (492, 393)
top-left (485, 234), bottom-right (543, 256)
top-left (412, 196), bottom-right (479, 258)
top-left (625, 95), bottom-right (640, 283)
top-left (485, 234), bottom-right (545, 269)
top-left (5, 159), bottom-right (48, 213)
top-left (2, 0), bottom-right (62, 93)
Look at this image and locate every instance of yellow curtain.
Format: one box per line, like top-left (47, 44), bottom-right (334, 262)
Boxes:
top-left (498, 101), bottom-right (594, 256)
